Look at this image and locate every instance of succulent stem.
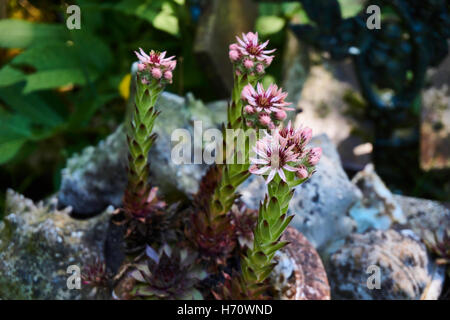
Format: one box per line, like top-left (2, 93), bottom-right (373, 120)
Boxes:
top-left (123, 76), bottom-right (163, 216)
top-left (241, 175), bottom-right (294, 286)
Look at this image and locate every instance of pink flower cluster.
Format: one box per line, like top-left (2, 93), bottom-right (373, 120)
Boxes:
top-left (241, 83), bottom-right (293, 129)
top-left (229, 32), bottom-right (275, 76)
top-left (135, 48), bottom-right (176, 85)
top-left (250, 122), bottom-right (322, 184)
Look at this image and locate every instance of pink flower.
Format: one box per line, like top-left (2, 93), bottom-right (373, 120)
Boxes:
top-left (235, 32), bottom-right (275, 62)
top-left (256, 64), bottom-right (264, 74)
top-left (242, 83), bottom-right (293, 114)
top-left (250, 131), bottom-right (299, 184)
top-left (244, 59), bottom-right (254, 69)
top-left (296, 166), bottom-right (309, 179)
top-left (259, 113), bottom-right (272, 126)
top-left (229, 32), bottom-right (275, 75)
top-left (241, 82), bottom-right (293, 128)
top-left (307, 147), bottom-right (322, 165)
top-left (250, 126), bottom-right (321, 184)
top-left (300, 127), bottom-right (312, 144)
top-left (244, 105), bottom-right (255, 114)
top-left (163, 71), bottom-right (173, 81)
top-left (229, 50), bottom-right (240, 61)
top-left (275, 110), bottom-right (287, 120)
top-left (134, 48), bottom-right (176, 84)
top-left (151, 68), bottom-right (162, 79)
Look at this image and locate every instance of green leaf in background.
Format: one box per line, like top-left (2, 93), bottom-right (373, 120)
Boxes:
top-left (153, 2), bottom-right (179, 36)
top-left (338, 0), bottom-right (364, 18)
top-left (256, 16), bottom-right (286, 36)
top-left (0, 19), bottom-right (65, 49)
top-left (11, 43), bottom-right (79, 70)
top-left (0, 85), bottom-right (63, 128)
top-left (23, 69), bottom-right (87, 94)
top-left (0, 65), bottom-right (26, 87)
top-left (0, 138), bottom-right (27, 165)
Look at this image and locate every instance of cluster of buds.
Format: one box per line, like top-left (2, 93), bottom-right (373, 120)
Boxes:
top-left (229, 32), bottom-right (275, 77)
top-left (250, 122), bottom-right (321, 184)
top-left (135, 48), bottom-right (176, 85)
top-left (242, 83), bottom-right (293, 129)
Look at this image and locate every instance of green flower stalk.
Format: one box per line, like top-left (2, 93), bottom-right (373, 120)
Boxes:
top-left (123, 48), bottom-right (176, 217)
top-left (241, 123), bottom-right (322, 290)
top-left (209, 32), bottom-right (276, 219)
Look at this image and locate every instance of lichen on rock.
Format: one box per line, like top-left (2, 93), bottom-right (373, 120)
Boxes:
top-left (0, 190), bottom-right (110, 300)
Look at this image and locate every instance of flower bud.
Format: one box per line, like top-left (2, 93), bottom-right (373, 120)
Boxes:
top-left (301, 127), bottom-right (313, 143)
top-left (163, 71), bottom-right (173, 81)
top-left (275, 110), bottom-right (287, 120)
top-left (296, 166), bottom-right (308, 179)
top-left (244, 59), bottom-right (254, 69)
top-left (308, 147), bottom-right (322, 165)
top-left (229, 50), bottom-right (240, 62)
top-left (256, 64), bottom-right (264, 74)
top-left (259, 114), bottom-right (271, 126)
top-left (151, 68), bottom-right (162, 79)
top-left (244, 105), bottom-right (255, 114)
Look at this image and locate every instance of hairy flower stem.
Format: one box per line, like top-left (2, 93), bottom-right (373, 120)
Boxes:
top-left (123, 76), bottom-right (163, 216)
top-left (209, 73), bottom-right (260, 219)
top-left (241, 175), bottom-right (298, 288)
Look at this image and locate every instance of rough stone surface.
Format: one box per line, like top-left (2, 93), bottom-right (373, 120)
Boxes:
top-left (239, 134), bottom-right (360, 254)
top-left (295, 65), bottom-right (358, 146)
top-left (349, 164), bottom-right (407, 233)
top-left (420, 84), bottom-right (450, 170)
top-left (394, 194), bottom-right (450, 247)
top-left (0, 190), bottom-right (111, 299)
top-left (271, 227), bottom-right (330, 300)
top-left (328, 229), bottom-right (445, 300)
top-left (58, 89), bottom-right (226, 217)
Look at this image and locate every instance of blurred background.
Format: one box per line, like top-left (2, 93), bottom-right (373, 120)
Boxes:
top-left (0, 0), bottom-right (449, 217)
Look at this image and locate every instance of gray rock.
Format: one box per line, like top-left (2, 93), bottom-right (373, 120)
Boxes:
top-left (0, 190), bottom-right (111, 299)
top-left (239, 134), bottom-right (360, 255)
top-left (349, 164), bottom-right (407, 233)
top-left (58, 125), bottom-right (128, 216)
top-left (394, 194), bottom-right (450, 248)
top-left (58, 89), bottom-right (227, 216)
top-left (328, 229), bottom-right (445, 300)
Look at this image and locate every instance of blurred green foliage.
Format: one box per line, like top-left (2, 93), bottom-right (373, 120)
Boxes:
top-left (0, 0), bottom-right (207, 216)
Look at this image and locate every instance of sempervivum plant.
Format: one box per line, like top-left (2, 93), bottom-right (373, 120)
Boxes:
top-left (123, 49), bottom-right (176, 218)
top-left (228, 32), bottom-right (275, 130)
top-left (208, 33), bottom-right (277, 217)
top-left (212, 271), bottom-right (269, 300)
top-left (82, 257), bottom-right (110, 288)
top-left (240, 124), bottom-right (321, 291)
top-left (113, 187), bottom-right (180, 253)
top-left (187, 165), bottom-right (237, 266)
top-left (129, 245), bottom-right (207, 300)
top-left (242, 83), bottom-right (293, 129)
